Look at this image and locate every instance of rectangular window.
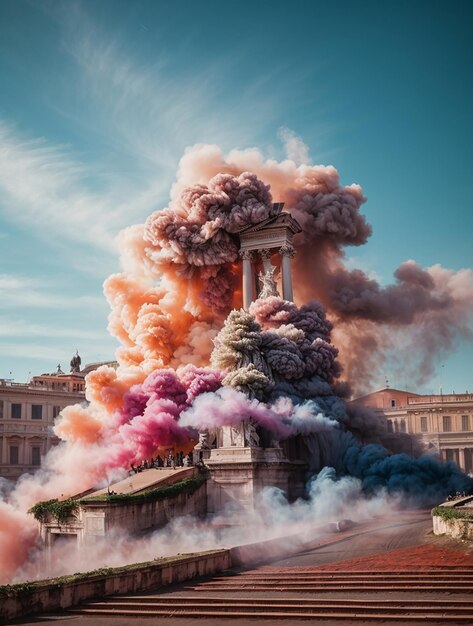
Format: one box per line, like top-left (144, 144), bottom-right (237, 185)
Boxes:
top-left (0, 400), bottom-right (3, 419)
top-left (11, 403), bottom-right (21, 419)
top-left (31, 405), bottom-right (43, 420)
top-left (53, 406), bottom-right (61, 418)
top-left (443, 415), bottom-right (452, 432)
top-left (462, 415), bottom-right (470, 431)
top-left (31, 447), bottom-right (41, 466)
top-left (420, 416), bottom-right (428, 432)
top-left (9, 446), bottom-right (19, 465)
top-left (391, 399), bottom-right (396, 407)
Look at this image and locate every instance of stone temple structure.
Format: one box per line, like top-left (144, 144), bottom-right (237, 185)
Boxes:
top-left (197, 203), bottom-right (306, 513)
top-left (238, 202), bottom-right (302, 308)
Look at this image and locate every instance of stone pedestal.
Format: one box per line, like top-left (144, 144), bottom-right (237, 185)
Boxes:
top-left (204, 446), bottom-right (306, 514)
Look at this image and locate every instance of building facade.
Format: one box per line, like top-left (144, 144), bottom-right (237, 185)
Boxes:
top-left (354, 387), bottom-right (473, 474)
top-left (0, 367), bottom-right (86, 481)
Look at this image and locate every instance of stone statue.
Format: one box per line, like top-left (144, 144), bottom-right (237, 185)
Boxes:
top-left (258, 266), bottom-right (280, 299)
top-left (70, 351), bottom-right (81, 373)
top-left (196, 430), bottom-right (210, 449)
top-left (230, 423), bottom-right (245, 447)
top-left (244, 419), bottom-right (260, 448)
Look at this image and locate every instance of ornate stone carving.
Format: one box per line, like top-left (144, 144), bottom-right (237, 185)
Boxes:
top-left (244, 419), bottom-right (260, 448)
top-left (239, 250), bottom-right (254, 261)
top-left (230, 423), bottom-right (245, 447)
top-left (259, 248), bottom-right (273, 260)
top-left (279, 244), bottom-right (295, 258)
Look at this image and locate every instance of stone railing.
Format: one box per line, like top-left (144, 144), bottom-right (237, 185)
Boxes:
top-left (0, 549), bottom-right (231, 622)
top-left (409, 394), bottom-right (473, 405)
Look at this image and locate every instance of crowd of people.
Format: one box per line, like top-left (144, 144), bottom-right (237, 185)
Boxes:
top-left (130, 451), bottom-right (193, 474)
top-left (446, 491), bottom-right (469, 501)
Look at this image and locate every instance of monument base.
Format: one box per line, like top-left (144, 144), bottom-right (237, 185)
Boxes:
top-left (204, 446), bottom-right (306, 514)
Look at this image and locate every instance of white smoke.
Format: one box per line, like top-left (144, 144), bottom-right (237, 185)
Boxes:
top-left (11, 467), bottom-right (398, 583)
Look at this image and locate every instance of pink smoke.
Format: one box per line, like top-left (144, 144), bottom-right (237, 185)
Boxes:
top-left (179, 386), bottom-right (337, 439)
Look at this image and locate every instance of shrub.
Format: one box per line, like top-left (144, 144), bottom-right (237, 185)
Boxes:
top-left (28, 498), bottom-right (78, 523)
top-left (431, 506), bottom-right (473, 522)
top-left (81, 476), bottom-right (205, 505)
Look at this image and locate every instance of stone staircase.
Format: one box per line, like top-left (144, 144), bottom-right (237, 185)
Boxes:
top-left (69, 566), bottom-right (473, 621)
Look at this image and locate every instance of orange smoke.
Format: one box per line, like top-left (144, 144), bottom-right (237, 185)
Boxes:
top-left (55, 405), bottom-right (104, 445)
top-left (0, 503), bottom-right (38, 584)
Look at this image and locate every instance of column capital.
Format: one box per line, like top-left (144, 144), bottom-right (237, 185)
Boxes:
top-left (279, 244), bottom-right (295, 258)
top-left (259, 248), bottom-right (273, 260)
top-left (239, 249), bottom-right (254, 261)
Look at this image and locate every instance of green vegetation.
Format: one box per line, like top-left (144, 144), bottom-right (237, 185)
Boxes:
top-left (80, 476), bottom-right (205, 505)
top-left (432, 506), bottom-right (473, 522)
top-left (28, 476), bottom-right (205, 523)
top-left (0, 582), bottom-right (33, 596)
top-left (28, 498), bottom-right (78, 523)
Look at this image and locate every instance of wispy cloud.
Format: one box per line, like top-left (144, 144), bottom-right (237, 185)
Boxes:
top-left (0, 316), bottom-right (107, 340)
top-left (0, 342), bottom-right (114, 363)
top-left (61, 11), bottom-right (276, 169)
top-left (0, 1), bottom-right (297, 266)
top-left (0, 3), bottom-right (296, 381)
top-left (278, 127), bottom-right (311, 166)
top-left (0, 25), bottom-right (278, 260)
top-left (0, 273), bottom-right (106, 310)
top-left (343, 256), bottom-right (382, 283)
top-left (0, 121), bottom-right (123, 252)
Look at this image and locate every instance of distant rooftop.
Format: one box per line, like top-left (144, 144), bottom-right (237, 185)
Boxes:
top-left (0, 358), bottom-right (117, 392)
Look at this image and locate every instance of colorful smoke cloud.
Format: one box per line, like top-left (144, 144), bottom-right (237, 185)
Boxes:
top-left (1, 141), bottom-right (473, 584)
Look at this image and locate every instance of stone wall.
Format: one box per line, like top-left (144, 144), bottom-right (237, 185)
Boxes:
top-left (99, 480), bottom-right (207, 535)
top-left (42, 479), bottom-right (207, 546)
top-left (432, 496), bottom-right (473, 541)
top-left (432, 513), bottom-right (473, 540)
top-left (0, 549), bottom-right (231, 623)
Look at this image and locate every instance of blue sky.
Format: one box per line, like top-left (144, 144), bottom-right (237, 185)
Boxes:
top-left (0, 0), bottom-right (472, 394)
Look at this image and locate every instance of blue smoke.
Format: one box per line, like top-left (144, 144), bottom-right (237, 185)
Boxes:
top-left (343, 443), bottom-right (473, 504)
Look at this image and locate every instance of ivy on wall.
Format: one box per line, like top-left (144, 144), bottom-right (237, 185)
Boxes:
top-left (28, 498), bottom-right (78, 523)
top-left (431, 506), bottom-right (473, 522)
top-left (86, 476), bottom-right (205, 504)
top-left (28, 476), bottom-right (205, 523)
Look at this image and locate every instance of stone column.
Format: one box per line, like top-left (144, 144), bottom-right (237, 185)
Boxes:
top-left (1, 435), bottom-right (7, 465)
top-left (279, 244), bottom-right (295, 302)
top-left (240, 250), bottom-right (254, 310)
top-left (467, 449), bottom-right (473, 474)
top-left (21, 435), bottom-right (26, 466)
top-left (453, 448), bottom-right (459, 466)
top-left (459, 447), bottom-right (466, 471)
